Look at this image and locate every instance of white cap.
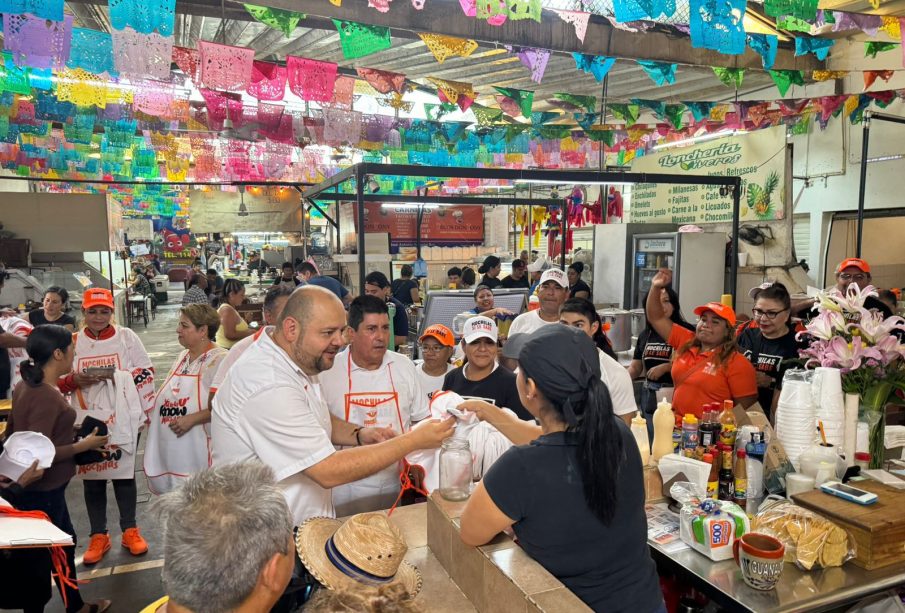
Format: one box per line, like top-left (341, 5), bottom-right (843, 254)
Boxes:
top-left (539, 268), bottom-right (568, 289)
top-left (0, 431), bottom-right (55, 482)
top-left (462, 316), bottom-right (498, 344)
top-left (526, 256), bottom-right (548, 273)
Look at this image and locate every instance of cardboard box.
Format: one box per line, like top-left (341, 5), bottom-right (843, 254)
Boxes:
top-left (733, 402), bottom-right (795, 494)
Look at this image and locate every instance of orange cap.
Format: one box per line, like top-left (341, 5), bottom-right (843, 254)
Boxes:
top-left (82, 288), bottom-right (114, 310)
top-left (419, 324), bottom-right (455, 347)
top-left (836, 257), bottom-right (870, 274)
top-left (693, 301), bottom-right (737, 327)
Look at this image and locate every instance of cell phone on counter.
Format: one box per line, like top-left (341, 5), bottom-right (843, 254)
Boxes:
top-left (819, 481), bottom-right (879, 505)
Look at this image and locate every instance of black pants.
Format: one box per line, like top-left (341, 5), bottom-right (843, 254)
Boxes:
top-left (18, 484), bottom-right (85, 613)
top-left (83, 478), bottom-right (138, 535)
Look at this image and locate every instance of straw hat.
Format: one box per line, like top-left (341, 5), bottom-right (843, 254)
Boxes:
top-left (296, 513), bottom-right (422, 597)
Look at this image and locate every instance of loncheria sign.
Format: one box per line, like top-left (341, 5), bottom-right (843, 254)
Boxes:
top-left (629, 126), bottom-right (787, 224)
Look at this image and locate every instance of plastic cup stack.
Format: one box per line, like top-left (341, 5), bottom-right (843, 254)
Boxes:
top-left (812, 367), bottom-right (845, 447)
top-left (775, 377), bottom-right (817, 471)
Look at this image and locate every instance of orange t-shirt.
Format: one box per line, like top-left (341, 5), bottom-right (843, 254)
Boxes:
top-left (667, 325), bottom-right (757, 422)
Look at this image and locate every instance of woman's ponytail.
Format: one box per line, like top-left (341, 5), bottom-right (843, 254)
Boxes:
top-left (22, 325), bottom-right (73, 387)
top-left (576, 377), bottom-right (624, 525)
top-left (20, 358), bottom-right (43, 386)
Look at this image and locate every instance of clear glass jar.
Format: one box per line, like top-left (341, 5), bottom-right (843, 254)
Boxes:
top-left (439, 438), bottom-right (472, 501)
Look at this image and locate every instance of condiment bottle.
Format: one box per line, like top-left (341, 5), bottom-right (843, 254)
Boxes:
top-left (651, 399), bottom-right (675, 462)
top-left (700, 410), bottom-right (716, 447)
top-left (718, 400), bottom-right (737, 447)
top-left (734, 449), bottom-right (748, 510)
top-left (630, 412), bottom-right (651, 466)
top-left (682, 414), bottom-right (700, 450)
top-left (718, 448), bottom-right (735, 501)
top-left (705, 452), bottom-right (719, 499)
top-left (709, 403), bottom-right (722, 444)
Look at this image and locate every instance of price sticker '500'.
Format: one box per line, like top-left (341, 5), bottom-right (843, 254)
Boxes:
top-left (709, 520), bottom-right (732, 547)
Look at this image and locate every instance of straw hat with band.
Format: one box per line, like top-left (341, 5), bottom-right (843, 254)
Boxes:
top-left (693, 302), bottom-right (737, 327)
top-left (296, 513), bottom-right (422, 596)
top-left (83, 288), bottom-right (115, 309)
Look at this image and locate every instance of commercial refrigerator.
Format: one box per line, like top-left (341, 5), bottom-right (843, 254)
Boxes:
top-left (632, 232), bottom-right (727, 319)
top-left (592, 223), bottom-right (676, 308)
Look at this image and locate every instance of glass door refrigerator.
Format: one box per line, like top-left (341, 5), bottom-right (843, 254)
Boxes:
top-left (632, 232), bottom-right (727, 319)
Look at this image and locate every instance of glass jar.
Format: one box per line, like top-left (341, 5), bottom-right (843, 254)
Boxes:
top-left (439, 438), bottom-right (472, 501)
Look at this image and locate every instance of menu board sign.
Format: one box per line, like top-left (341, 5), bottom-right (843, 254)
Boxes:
top-left (357, 204), bottom-right (484, 247)
top-left (629, 126), bottom-right (786, 224)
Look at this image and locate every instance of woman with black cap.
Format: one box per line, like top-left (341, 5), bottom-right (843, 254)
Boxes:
top-left (567, 262), bottom-right (591, 300)
top-left (459, 325), bottom-right (664, 613)
top-left (477, 255), bottom-right (502, 289)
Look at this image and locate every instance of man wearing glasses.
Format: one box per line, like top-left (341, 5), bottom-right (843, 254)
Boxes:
top-left (413, 324), bottom-right (456, 405)
top-left (791, 257), bottom-right (873, 317)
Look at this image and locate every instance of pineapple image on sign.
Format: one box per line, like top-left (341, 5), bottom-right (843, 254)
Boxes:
top-left (744, 171), bottom-right (780, 219)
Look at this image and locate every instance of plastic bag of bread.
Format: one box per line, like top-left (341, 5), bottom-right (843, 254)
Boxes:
top-left (752, 497), bottom-right (854, 570)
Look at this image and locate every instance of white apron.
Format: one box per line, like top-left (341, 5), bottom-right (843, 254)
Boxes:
top-left (144, 347), bottom-right (218, 495)
top-left (70, 330), bottom-right (149, 481)
top-left (332, 359), bottom-right (406, 516)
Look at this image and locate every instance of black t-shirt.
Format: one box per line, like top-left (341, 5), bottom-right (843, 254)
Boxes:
top-left (480, 276), bottom-right (502, 290)
top-left (633, 325), bottom-right (693, 386)
top-left (388, 297), bottom-right (409, 339)
top-left (391, 279), bottom-right (419, 305)
top-left (499, 274), bottom-right (530, 290)
top-left (27, 309), bottom-right (76, 329)
top-left (569, 279), bottom-right (592, 299)
top-left (737, 326), bottom-right (800, 411)
top-left (483, 429), bottom-right (663, 613)
top-left (442, 365), bottom-right (530, 421)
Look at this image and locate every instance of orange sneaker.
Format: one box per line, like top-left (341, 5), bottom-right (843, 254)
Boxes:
top-left (121, 527), bottom-right (148, 556)
top-left (83, 533), bottom-right (111, 565)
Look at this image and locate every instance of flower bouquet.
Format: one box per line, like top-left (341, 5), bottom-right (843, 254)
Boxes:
top-left (799, 284), bottom-right (905, 469)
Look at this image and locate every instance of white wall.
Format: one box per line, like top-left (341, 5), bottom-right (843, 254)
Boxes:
top-left (791, 71), bottom-right (905, 287)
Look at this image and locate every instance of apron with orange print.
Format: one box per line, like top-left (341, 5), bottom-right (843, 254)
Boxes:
top-left (332, 359), bottom-right (405, 516)
top-left (143, 349), bottom-right (217, 495)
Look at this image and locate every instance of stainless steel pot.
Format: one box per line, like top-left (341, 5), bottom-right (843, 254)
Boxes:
top-left (599, 308), bottom-right (631, 352)
top-left (630, 308), bottom-right (646, 338)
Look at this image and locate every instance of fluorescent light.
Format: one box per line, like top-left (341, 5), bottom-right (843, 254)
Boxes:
top-left (380, 203), bottom-right (452, 210)
top-left (866, 154), bottom-right (905, 163)
top-left (513, 179), bottom-right (634, 186)
top-left (652, 130), bottom-right (747, 152)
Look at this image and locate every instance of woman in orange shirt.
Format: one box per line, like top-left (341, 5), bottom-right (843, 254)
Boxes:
top-left (646, 270), bottom-right (757, 423)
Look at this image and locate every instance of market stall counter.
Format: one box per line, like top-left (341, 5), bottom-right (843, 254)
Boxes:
top-left (649, 538), bottom-right (905, 613)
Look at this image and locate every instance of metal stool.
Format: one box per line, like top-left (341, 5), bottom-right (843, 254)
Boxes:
top-left (127, 295), bottom-right (149, 327)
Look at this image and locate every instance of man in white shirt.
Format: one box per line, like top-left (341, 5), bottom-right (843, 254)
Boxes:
top-left (211, 286), bottom-right (453, 525)
top-left (509, 268), bottom-right (569, 337)
top-left (319, 295), bottom-right (430, 515)
top-left (208, 283), bottom-right (294, 402)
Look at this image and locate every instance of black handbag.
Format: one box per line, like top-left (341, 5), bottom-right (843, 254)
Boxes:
top-left (74, 416), bottom-right (108, 465)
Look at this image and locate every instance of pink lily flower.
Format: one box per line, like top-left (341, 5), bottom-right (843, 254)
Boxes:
top-left (806, 310), bottom-right (847, 341)
top-left (823, 336), bottom-right (882, 370)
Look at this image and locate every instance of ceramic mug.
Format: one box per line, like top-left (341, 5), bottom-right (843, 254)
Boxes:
top-left (733, 532), bottom-right (785, 591)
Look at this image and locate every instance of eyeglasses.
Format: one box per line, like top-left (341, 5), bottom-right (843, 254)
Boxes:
top-left (838, 273), bottom-right (868, 282)
top-left (419, 344), bottom-right (448, 354)
top-left (752, 308), bottom-right (788, 320)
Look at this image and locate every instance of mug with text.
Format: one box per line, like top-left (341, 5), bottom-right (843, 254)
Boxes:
top-left (733, 532), bottom-right (785, 591)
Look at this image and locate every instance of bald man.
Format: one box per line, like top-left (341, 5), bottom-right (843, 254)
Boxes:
top-left (211, 286), bottom-right (454, 525)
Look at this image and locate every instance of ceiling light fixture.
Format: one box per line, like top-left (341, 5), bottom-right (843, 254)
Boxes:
top-left (866, 154), bottom-right (905, 164)
top-left (652, 130), bottom-right (747, 152)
